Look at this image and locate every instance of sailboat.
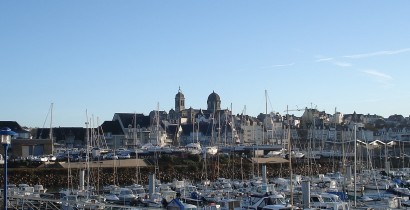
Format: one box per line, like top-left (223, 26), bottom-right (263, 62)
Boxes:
top-left (203, 113), bottom-right (218, 155)
top-left (0, 154), bottom-right (4, 165)
top-left (204, 146), bottom-right (218, 155)
top-left (185, 121), bottom-right (202, 155)
top-left (185, 142), bottom-right (202, 155)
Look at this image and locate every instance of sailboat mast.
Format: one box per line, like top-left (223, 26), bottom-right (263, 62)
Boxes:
top-left (224, 112), bottom-right (227, 146)
top-left (85, 110), bottom-right (91, 198)
top-left (134, 113), bottom-right (137, 149)
top-left (211, 102), bottom-right (216, 146)
top-left (85, 120), bottom-right (90, 198)
top-left (217, 111), bottom-right (221, 177)
top-left (211, 114), bottom-right (214, 146)
top-left (49, 103), bottom-right (54, 155)
top-left (230, 103), bottom-right (235, 180)
top-left (265, 90), bottom-right (268, 116)
top-left (286, 105), bottom-right (294, 206)
top-left (263, 91), bottom-right (268, 145)
top-left (337, 107), bottom-right (342, 173)
top-left (354, 123), bottom-right (357, 207)
top-left (133, 113), bottom-right (140, 184)
top-left (231, 103), bottom-right (234, 146)
top-left (156, 103), bottom-right (160, 146)
top-left (154, 102), bottom-right (160, 177)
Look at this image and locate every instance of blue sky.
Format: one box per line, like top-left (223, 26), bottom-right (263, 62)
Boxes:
top-left (1, 1), bottom-right (409, 128)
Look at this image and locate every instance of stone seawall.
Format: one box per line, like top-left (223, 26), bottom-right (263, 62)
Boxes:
top-left (0, 155), bottom-right (398, 192)
top-left (0, 161), bottom-right (349, 191)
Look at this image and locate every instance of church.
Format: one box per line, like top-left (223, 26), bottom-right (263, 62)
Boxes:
top-left (168, 88), bottom-right (231, 125)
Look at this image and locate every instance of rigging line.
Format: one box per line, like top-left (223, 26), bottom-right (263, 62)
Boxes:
top-left (96, 117), bottom-right (104, 149)
top-left (92, 114), bottom-right (97, 148)
top-left (99, 121), bottom-right (108, 150)
top-left (39, 103), bottom-right (53, 138)
top-left (265, 90), bottom-right (275, 113)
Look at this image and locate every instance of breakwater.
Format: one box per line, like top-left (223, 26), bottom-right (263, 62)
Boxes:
top-left (0, 162), bottom-right (344, 190)
top-left (0, 155), bottom-right (396, 192)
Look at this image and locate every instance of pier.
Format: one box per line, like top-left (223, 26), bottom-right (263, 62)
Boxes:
top-left (2, 194), bottom-right (161, 209)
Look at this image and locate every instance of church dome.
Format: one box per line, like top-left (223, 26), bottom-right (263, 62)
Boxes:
top-left (207, 91), bottom-right (221, 111)
top-left (207, 91), bottom-right (220, 103)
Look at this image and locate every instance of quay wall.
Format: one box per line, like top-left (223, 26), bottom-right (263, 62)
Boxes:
top-left (0, 156), bottom-right (400, 192)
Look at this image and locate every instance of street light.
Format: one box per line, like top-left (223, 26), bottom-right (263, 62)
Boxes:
top-left (0, 127), bottom-right (16, 209)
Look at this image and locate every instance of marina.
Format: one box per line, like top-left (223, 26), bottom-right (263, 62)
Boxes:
top-left (2, 151), bottom-right (410, 210)
top-left (2, 0), bottom-right (409, 209)
top-left (2, 90), bottom-right (410, 210)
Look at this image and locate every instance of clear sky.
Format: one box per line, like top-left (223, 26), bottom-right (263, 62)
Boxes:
top-left (1, 1), bottom-right (409, 128)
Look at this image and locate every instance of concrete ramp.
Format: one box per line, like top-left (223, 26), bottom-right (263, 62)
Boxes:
top-left (57, 159), bottom-right (148, 169)
top-left (251, 157), bottom-right (289, 164)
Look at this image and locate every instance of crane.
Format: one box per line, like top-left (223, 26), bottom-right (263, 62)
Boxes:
top-left (284, 105), bottom-right (306, 113)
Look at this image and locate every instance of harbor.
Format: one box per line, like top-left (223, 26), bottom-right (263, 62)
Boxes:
top-left (1, 151), bottom-right (410, 209)
top-left (1, 86), bottom-right (410, 210)
top-left (2, 0), bottom-right (409, 209)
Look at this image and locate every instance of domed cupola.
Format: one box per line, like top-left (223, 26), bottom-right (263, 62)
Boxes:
top-left (207, 91), bottom-right (221, 112)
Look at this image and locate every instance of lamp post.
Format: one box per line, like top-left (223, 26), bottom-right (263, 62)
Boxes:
top-left (1, 127), bottom-right (16, 210)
